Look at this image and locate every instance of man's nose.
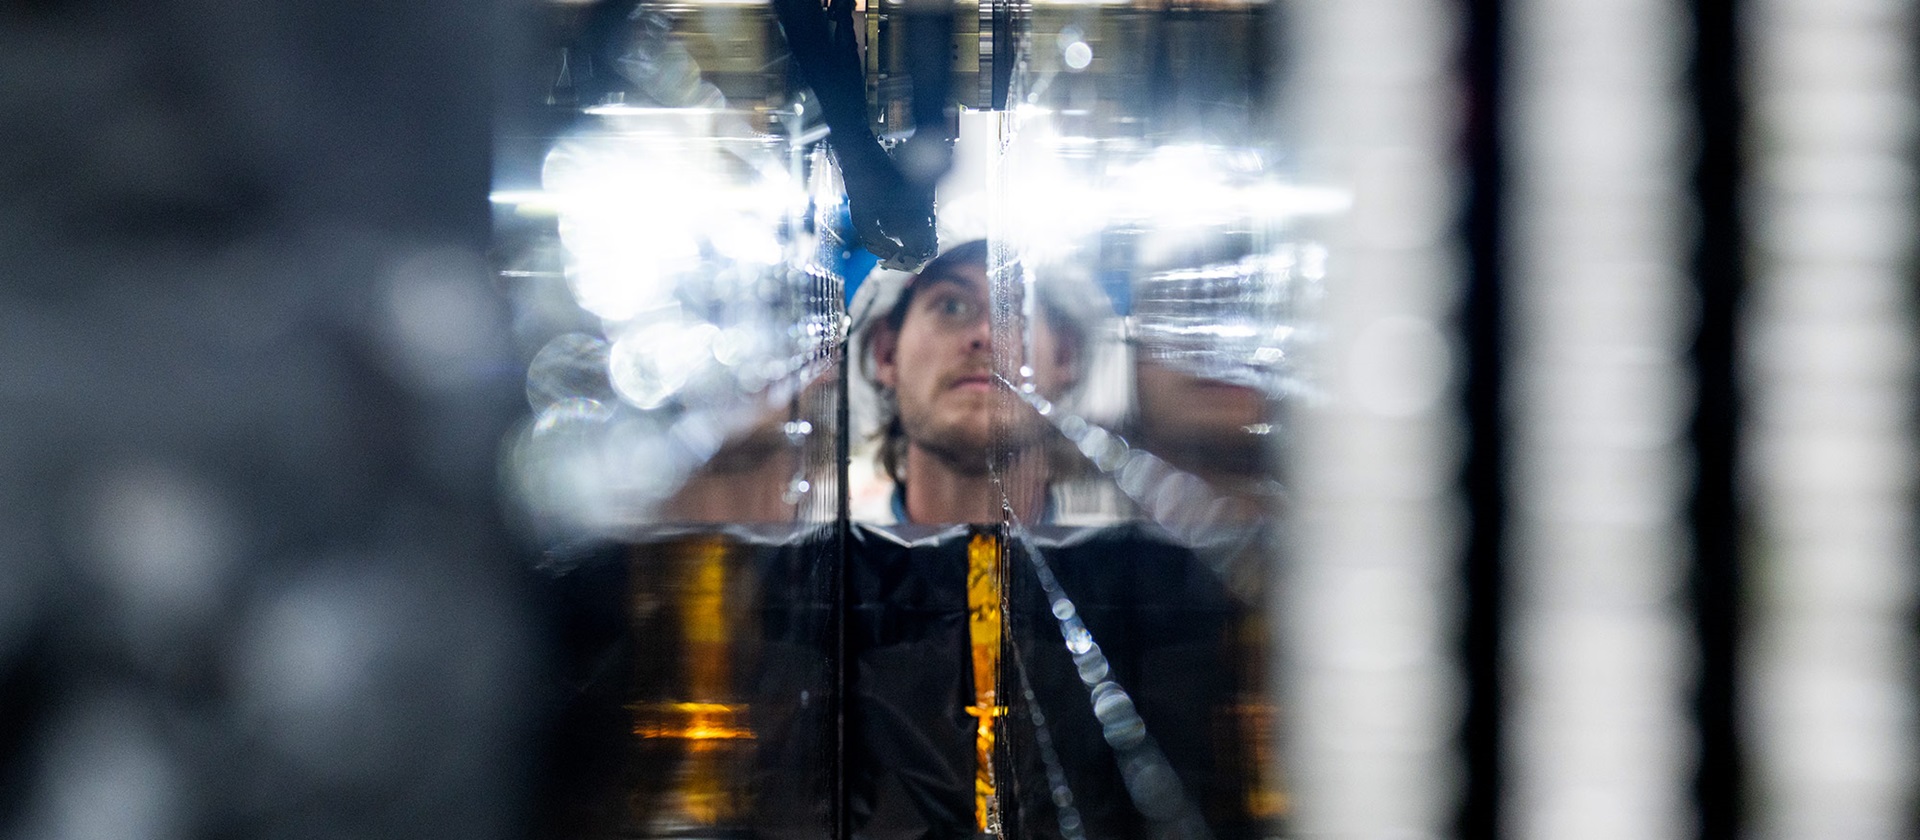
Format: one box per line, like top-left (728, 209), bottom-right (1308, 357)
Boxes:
top-left (967, 310), bottom-right (991, 351)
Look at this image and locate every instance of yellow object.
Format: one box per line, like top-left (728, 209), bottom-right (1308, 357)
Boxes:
top-left (628, 535), bottom-right (752, 830)
top-left (965, 530), bottom-right (1007, 835)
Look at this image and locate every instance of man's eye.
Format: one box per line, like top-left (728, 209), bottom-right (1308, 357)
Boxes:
top-left (945, 298), bottom-right (978, 319)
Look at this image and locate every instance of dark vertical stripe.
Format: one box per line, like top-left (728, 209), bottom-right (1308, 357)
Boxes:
top-left (1458, 0), bottom-right (1508, 836)
top-left (989, 0), bottom-right (1015, 110)
top-left (1688, 0), bottom-right (1744, 836)
top-left (837, 338), bottom-right (854, 840)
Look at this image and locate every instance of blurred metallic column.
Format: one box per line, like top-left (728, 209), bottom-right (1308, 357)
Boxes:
top-left (1504, 0), bottom-right (1696, 836)
top-left (0, 3), bottom-right (534, 840)
top-left (1286, 0), bottom-right (1467, 835)
top-left (1744, 0), bottom-right (1919, 835)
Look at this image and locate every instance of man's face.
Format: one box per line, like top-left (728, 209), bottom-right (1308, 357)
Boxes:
top-left (872, 263), bottom-right (1075, 473)
top-left (874, 264), bottom-right (996, 470)
top-left (1133, 358), bottom-right (1268, 474)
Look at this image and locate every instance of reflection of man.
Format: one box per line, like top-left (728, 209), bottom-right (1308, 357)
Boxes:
top-left (842, 240), bottom-right (1088, 838)
top-left (1126, 249), bottom-right (1287, 525)
top-left (857, 240), bottom-right (1078, 524)
top-left (659, 373), bottom-right (837, 525)
top-left (1132, 360), bottom-right (1272, 490)
top-left (1128, 322), bottom-right (1288, 835)
top-left (839, 242), bottom-right (1272, 839)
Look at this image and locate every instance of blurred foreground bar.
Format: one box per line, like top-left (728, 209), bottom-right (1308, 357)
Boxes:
top-left (1287, 0), bottom-right (1466, 835)
top-left (0, 4), bottom-right (538, 840)
top-left (1745, 0), bottom-right (1919, 835)
top-left (1505, 0), bottom-right (1696, 836)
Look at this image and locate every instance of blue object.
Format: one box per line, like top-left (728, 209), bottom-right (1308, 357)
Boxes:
top-left (832, 204), bottom-right (879, 305)
top-left (1098, 268), bottom-right (1132, 317)
top-left (842, 246), bottom-right (879, 306)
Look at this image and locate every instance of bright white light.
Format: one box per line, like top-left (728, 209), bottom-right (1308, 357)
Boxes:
top-left (1064, 40), bottom-right (1094, 71)
top-left (489, 189), bottom-right (550, 205)
top-left (546, 140), bottom-right (708, 321)
top-left (559, 239), bottom-right (694, 322)
top-left (1001, 122), bottom-right (1350, 269)
top-left (581, 104), bottom-right (733, 117)
top-left (608, 321), bottom-right (721, 410)
top-left (541, 128), bottom-right (807, 325)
